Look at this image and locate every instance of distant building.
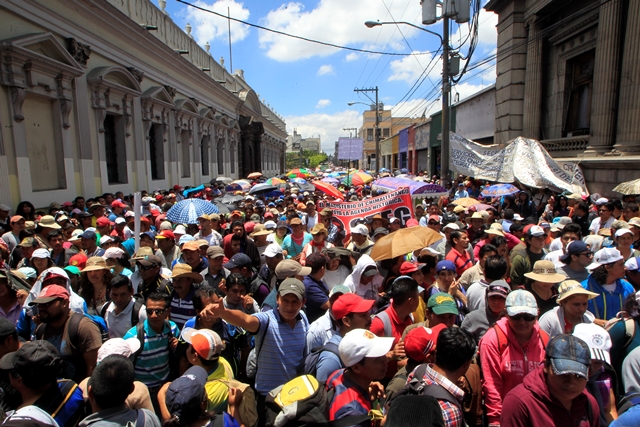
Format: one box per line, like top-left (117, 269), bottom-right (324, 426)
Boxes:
top-left (287, 130), bottom-right (321, 153)
top-left (486, 0), bottom-right (640, 197)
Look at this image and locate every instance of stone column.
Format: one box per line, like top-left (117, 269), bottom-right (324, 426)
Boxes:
top-left (523, 19), bottom-right (543, 140)
top-left (586, 0), bottom-right (624, 154)
top-left (614, 0), bottom-right (640, 152)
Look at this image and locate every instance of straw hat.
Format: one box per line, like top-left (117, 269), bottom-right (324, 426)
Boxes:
top-left (169, 264), bottom-right (203, 282)
top-left (251, 224), bottom-right (273, 237)
top-left (557, 280), bottom-right (598, 303)
top-left (523, 260), bottom-right (566, 283)
top-left (82, 256), bottom-right (109, 272)
top-left (310, 223), bottom-right (328, 235)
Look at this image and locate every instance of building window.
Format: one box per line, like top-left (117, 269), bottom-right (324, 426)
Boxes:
top-left (201, 136), bottom-right (210, 176)
top-left (217, 139), bottom-right (225, 175)
top-left (563, 50), bottom-right (595, 136)
top-left (104, 114), bottom-right (128, 184)
top-left (367, 128), bottom-right (374, 141)
top-left (181, 130), bottom-right (191, 178)
top-left (230, 142), bottom-right (236, 174)
top-left (149, 124), bottom-right (165, 181)
top-left (383, 128), bottom-right (390, 138)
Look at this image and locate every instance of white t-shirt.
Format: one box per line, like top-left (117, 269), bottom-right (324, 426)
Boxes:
top-left (589, 216), bottom-right (615, 234)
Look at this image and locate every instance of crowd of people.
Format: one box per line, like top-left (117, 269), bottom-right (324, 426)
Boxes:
top-left (0, 171), bottom-right (639, 427)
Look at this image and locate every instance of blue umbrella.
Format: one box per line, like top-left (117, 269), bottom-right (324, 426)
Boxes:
top-left (481, 183), bottom-right (520, 198)
top-left (183, 185), bottom-right (204, 198)
top-left (249, 183), bottom-right (278, 195)
top-left (290, 178), bottom-right (307, 185)
top-left (166, 199), bottom-right (219, 224)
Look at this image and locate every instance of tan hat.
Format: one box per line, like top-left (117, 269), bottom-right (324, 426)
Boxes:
top-left (524, 260), bottom-right (566, 283)
top-left (131, 247), bottom-right (155, 260)
top-left (557, 280), bottom-right (598, 302)
top-left (320, 208), bottom-right (333, 217)
top-left (38, 215), bottom-right (61, 229)
top-left (597, 227), bottom-right (612, 237)
top-left (206, 246), bottom-right (225, 258)
top-left (290, 218), bottom-right (303, 226)
top-left (274, 259), bottom-right (311, 279)
top-left (24, 221), bottom-right (36, 231)
top-left (310, 223), bottom-right (327, 235)
top-left (486, 223), bottom-right (504, 237)
top-left (466, 212), bottom-right (484, 222)
top-left (453, 205), bottom-right (466, 214)
top-left (251, 224), bottom-right (272, 237)
top-left (169, 264), bottom-right (203, 282)
top-left (82, 256), bottom-right (109, 272)
top-left (195, 239), bottom-right (210, 248)
top-left (629, 217), bottom-right (640, 228)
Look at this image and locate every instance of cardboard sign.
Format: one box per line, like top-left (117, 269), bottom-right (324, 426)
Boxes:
top-left (317, 188), bottom-right (414, 243)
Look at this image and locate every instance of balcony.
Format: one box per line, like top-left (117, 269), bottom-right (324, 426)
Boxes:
top-left (540, 135), bottom-right (590, 158)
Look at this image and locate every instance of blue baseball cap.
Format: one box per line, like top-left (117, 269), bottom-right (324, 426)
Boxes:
top-left (560, 240), bottom-right (589, 264)
top-left (79, 229), bottom-right (96, 240)
top-left (178, 234), bottom-right (195, 246)
top-left (165, 366), bottom-right (207, 419)
top-left (436, 260), bottom-right (456, 274)
top-left (546, 334), bottom-right (591, 379)
top-left (223, 253), bottom-right (252, 270)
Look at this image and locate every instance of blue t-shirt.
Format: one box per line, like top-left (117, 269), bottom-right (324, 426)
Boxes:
top-left (610, 405), bottom-right (640, 427)
top-left (316, 333), bottom-right (343, 383)
top-left (302, 276), bottom-right (329, 323)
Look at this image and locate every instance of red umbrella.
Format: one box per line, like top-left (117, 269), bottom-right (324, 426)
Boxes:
top-left (313, 181), bottom-right (344, 200)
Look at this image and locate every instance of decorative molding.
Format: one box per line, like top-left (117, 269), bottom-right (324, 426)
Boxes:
top-left (164, 85), bottom-right (177, 98)
top-left (66, 38), bottom-right (91, 66)
top-left (126, 67), bottom-right (145, 83)
top-left (10, 87), bottom-right (26, 122)
top-left (549, 12), bottom-right (598, 45)
top-left (190, 97), bottom-right (199, 107)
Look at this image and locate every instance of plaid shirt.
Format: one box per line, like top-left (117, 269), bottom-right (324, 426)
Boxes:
top-left (407, 364), bottom-right (465, 427)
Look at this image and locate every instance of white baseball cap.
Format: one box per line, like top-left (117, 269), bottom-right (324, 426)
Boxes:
top-left (513, 214), bottom-right (524, 221)
top-left (263, 243), bottom-right (283, 258)
top-left (114, 217), bottom-right (126, 225)
top-left (350, 224), bottom-right (369, 235)
top-left (615, 228), bottom-right (634, 238)
top-left (264, 220), bottom-right (277, 230)
top-left (97, 337), bottom-right (141, 363)
top-left (587, 248), bottom-right (624, 270)
top-left (99, 235), bottom-right (114, 246)
top-left (443, 223), bottom-right (460, 231)
top-left (338, 328), bottom-right (395, 367)
top-left (572, 323), bottom-right (612, 364)
top-left (527, 225), bottom-right (546, 237)
top-left (32, 248), bottom-right (51, 259)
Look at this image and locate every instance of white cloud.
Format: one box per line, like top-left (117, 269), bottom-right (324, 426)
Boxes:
top-left (345, 53), bottom-right (359, 62)
top-left (316, 99), bottom-right (331, 108)
top-left (285, 110), bottom-right (362, 154)
top-left (185, 0), bottom-right (251, 46)
top-left (259, 0), bottom-right (428, 62)
top-left (317, 65), bottom-right (335, 76)
top-left (388, 50), bottom-right (441, 84)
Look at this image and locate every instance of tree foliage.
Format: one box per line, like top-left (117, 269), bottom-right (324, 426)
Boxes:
top-left (285, 150), bottom-right (327, 170)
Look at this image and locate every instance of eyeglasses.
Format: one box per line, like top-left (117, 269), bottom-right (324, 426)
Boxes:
top-left (137, 264), bottom-right (156, 271)
top-left (146, 308), bottom-right (167, 316)
top-left (579, 252), bottom-right (594, 257)
top-left (509, 313), bottom-right (536, 322)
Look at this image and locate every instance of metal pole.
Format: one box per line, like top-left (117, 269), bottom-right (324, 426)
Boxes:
top-left (375, 86), bottom-right (380, 175)
top-left (441, 17), bottom-right (450, 184)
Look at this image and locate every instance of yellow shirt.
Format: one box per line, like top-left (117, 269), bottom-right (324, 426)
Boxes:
top-left (204, 357), bottom-right (234, 413)
top-left (411, 297), bottom-right (426, 323)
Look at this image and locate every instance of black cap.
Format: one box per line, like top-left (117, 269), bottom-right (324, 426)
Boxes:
top-left (223, 253), bottom-right (252, 269)
top-left (0, 340), bottom-right (60, 372)
top-left (0, 317), bottom-right (16, 337)
top-left (165, 366), bottom-right (207, 419)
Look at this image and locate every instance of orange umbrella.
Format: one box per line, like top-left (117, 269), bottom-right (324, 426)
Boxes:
top-left (247, 172), bottom-right (262, 179)
top-left (452, 197), bottom-right (479, 208)
top-left (313, 181), bottom-right (344, 200)
top-left (370, 226), bottom-right (442, 261)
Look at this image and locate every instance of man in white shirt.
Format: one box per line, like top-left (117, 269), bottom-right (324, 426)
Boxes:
top-left (102, 275), bottom-right (147, 338)
top-left (194, 213), bottom-right (223, 247)
top-left (589, 201), bottom-right (615, 235)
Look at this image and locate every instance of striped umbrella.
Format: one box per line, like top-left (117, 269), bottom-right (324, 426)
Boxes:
top-left (341, 171), bottom-right (373, 186)
top-left (166, 199), bottom-right (219, 224)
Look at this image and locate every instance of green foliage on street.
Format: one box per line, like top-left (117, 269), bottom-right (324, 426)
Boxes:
top-left (285, 150), bottom-right (328, 170)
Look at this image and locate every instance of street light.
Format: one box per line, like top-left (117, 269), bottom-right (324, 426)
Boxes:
top-left (364, 14), bottom-right (452, 183)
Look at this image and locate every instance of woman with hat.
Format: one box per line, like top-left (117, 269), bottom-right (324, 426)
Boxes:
top-left (479, 290), bottom-right (548, 425)
top-left (79, 256), bottom-right (114, 315)
top-left (426, 260), bottom-right (468, 325)
top-left (31, 248), bottom-right (54, 278)
top-left (538, 280), bottom-right (598, 338)
top-left (268, 220), bottom-right (289, 248)
top-left (103, 247), bottom-right (133, 277)
top-left (299, 223), bottom-right (334, 266)
top-left (615, 228), bottom-right (640, 261)
top-left (523, 260), bottom-right (566, 316)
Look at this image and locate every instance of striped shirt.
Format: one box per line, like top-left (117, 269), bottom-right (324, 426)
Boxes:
top-left (326, 369), bottom-right (372, 421)
top-left (253, 309), bottom-right (309, 395)
top-left (407, 364), bottom-right (465, 427)
top-left (170, 287), bottom-right (197, 330)
top-left (123, 320), bottom-right (180, 389)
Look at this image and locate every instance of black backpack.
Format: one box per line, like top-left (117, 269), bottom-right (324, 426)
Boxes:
top-left (99, 296), bottom-right (144, 329)
top-left (300, 341), bottom-right (341, 376)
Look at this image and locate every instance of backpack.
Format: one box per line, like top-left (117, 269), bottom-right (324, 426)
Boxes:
top-left (492, 323), bottom-right (549, 355)
top-left (373, 311), bottom-right (393, 338)
top-left (132, 319), bottom-right (172, 361)
top-left (300, 342), bottom-right (341, 377)
top-left (265, 374), bottom-right (371, 427)
top-left (387, 363), bottom-right (463, 413)
top-left (605, 317), bottom-right (636, 349)
top-left (99, 296), bottom-right (144, 329)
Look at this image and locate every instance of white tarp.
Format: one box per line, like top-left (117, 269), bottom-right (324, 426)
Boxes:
top-left (449, 133), bottom-right (588, 194)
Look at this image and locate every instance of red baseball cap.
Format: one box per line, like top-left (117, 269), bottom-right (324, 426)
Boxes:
top-left (406, 219), bottom-right (420, 227)
top-left (404, 324), bottom-right (448, 362)
top-left (428, 215), bottom-right (440, 223)
top-left (111, 200), bottom-right (126, 209)
top-left (29, 285), bottom-right (70, 305)
top-left (331, 293), bottom-right (375, 320)
top-left (68, 253), bottom-right (88, 270)
top-left (96, 217), bottom-right (112, 227)
top-left (399, 262), bottom-right (420, 275)
top-left (140, 217), bottom-right (150, 224)
top-left (173, 184), bottom-right (183, 190)
top-left (156, 230), bottom-right (175, 240)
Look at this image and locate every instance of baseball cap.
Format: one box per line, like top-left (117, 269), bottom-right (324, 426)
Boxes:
top-left (96, 217), bottom-right (112, 227)
top-left (181, 328), bottom-right (225, 360)
top-left (443, 223), bottom-right (460, 231)
top-left (513, 214), bottom-right (525, 221)
top-left (0, 317), bottom-right (16, 338)
top-left (68, 253), bottom-right (88, 269)
top-left (527, 225), bottom-right (545, 237)
top-left (505, 289), bottom-right (538, 317)
top-left (181, 241), bottom-right (200, 252)
top-left (399, 262), bottom-right (420, 275)
top-left (263, 243), bottom-right (283, 258)
top-left (32, 248), bottom-right (51, 259)
top-left (435, 260), bottom-right (456, 274)
top-left (156, 230), bottom-right (175, 240)
top-left (29, 284), bottom-right (70, 305)
top-left (178, 235), bottom-right (194, 246)
top-left (0, 204), bottom-right (10, 212)
top-left (560, 240), bottom-right (590, 264)
top-left (404, 324), bottom-right (448, 362)
top-left (373, 227), bottom-right (389, 237)
top-left (615, 228), bottom-right (634, 238)
top-left (206, 246), bottom-right (225, 259)
top-left (625, 256), bottom-right (640, 272)
top-left (16, 267), bottom-right (37, 280)
top-left (18, 237), bottom-right (39, 248)
top-left (595, 197), bottom-right (609, 206)
top-left (486, 280), bottom-right (510, 298)
top-left (99, 235), bottom-right (114, 246)
top-left (114, 217), bottom-right (126, 225)
top-left (0, 340), bottom-right (60, 372)
top-left (453, 205), bottom-right (466, 214)
top-left (350, 224), bottom-right (369, 235)
top-left (136, 254), bottom-right (162, 268)
top-left (329, 285), bottom-right (352, 298)
top-left (278, 278), bottom-right (305, 301)
top-left (331, 293), bottom-right (375, 320)
top-left (572, 323), bottom-right (611, 364)
top-left (111, 200), bottom-right (127, 209)
top-left (338, 329), bottom-right (395, 367)
top-left (427, 214), bottom-right (440, 223)
top-left (223, 253), bottom-right (252, 270)
top-left (103, 247), bottom-right (126, 260)
top-left (80, 229), bottom-right (96, 240)
top-left (551, 217), bottom-right (572, 232)
top-left (274, 259), bottom-right (311, 279)
top-left (587, 248), bottom-right (624, 270)
top-left (427, 292), bottom-right (459, 315)
top-left (165, 366), bottom-right (208, 420)
top-left (264, 220), bottom-right (277, 230)
top-left (546, 334), bottom-right (591, 380)
top-left (97, 337), bottom-right (141, 363)
top-left (10, 215), bottom-right (24, 224)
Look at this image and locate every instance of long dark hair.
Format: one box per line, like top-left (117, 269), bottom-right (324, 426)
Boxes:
top-left (15, 201), bottom-right (36, 221)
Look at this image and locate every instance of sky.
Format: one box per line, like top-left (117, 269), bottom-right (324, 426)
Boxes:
top-left (156, 0), bottom-right (498, 155)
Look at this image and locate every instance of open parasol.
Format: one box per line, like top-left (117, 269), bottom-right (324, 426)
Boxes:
top-left (370, 226), bottom-right (442, 261)
top-left (313, 181), bottom-right (344, 200)
top-left (613, 178), bottom-right (640, 195)
top-left (452, 197), bottom-right (479, 208)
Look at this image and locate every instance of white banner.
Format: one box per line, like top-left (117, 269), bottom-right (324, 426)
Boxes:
top-left (449, 133), bottom-right (588, 194)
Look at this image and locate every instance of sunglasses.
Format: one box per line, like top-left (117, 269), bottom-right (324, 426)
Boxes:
top-left (137, 264), bottom-right (157, 271)
top-left (146, 308), bottom-right (167, 316)
top-left (509, 313), bottom-right (536, 322)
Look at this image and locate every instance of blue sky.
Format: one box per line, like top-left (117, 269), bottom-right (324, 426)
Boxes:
top-left (157, 0), bottom-right (498, 154)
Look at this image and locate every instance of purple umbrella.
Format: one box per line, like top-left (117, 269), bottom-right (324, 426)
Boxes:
top-left (321, 177), bottom-right (339, 186)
